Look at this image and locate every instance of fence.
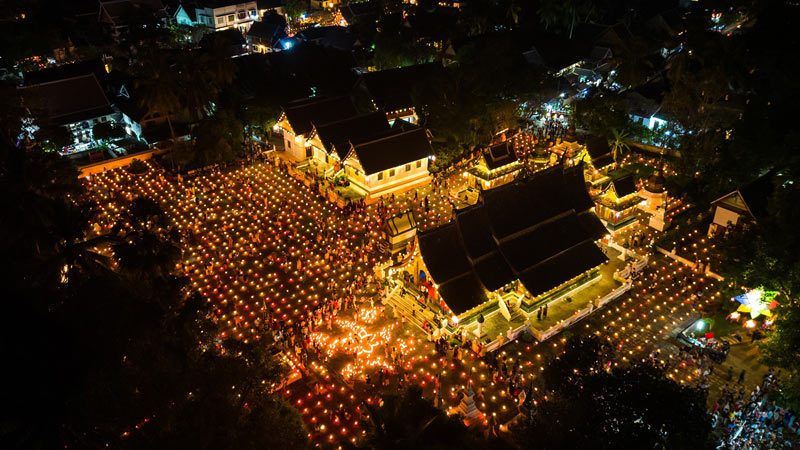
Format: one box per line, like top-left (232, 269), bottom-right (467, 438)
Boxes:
top-left (655, 246), bottom-right (724, 281)
top-left (529, 281), bottom-right (633, 342)
top-left (77, 149), bottom-right (165, 177)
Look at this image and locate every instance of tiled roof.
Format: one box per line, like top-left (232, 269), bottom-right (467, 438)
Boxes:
top-left (313, 112), bottom-right (390, 160)
top-left (483, 141), bottom-right (518, 170)
top-left (351, 128), bottom-right (432, 175)
top-left (281, 96), bottom-right (358, 135)
top-left (418, 164), bottom-right (608, 314)
top-left (22, 74), bottom-right (114, 125)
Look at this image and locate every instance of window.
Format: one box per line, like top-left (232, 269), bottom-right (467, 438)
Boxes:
top-left (237, 10), bottom-right (246, 20)
top-left (405, 164), bottom-right (411, 172)
top-left (416, 160), bottom-right (422, 168)
top-left (377, 172), bottom-right (383, 181)
top-left (227, 14), bottom-right (234, 22)
top-left (248, 8), bottom-right (256, 16)
top-left (389, 169), bottom-right (395, 177)
top-left (305, 147), bottom-right (312, 158)
top-left (217, 17), bottom-right (224, 24)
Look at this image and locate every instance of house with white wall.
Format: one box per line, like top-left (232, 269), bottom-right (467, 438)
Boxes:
top-left (341, 128), bottom-right (433, 202)
top-left (173, 1), bottom-right (259, 31)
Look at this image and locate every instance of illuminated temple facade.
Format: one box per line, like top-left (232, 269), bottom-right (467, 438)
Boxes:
top-left (275, 96), bottom-right (433, 202)
top-left (413, 164), bottom-right (610, 324)
top-left (466, 140), bottom-right (522, 190)
top-left (594, 175), bottom-right (642, 230)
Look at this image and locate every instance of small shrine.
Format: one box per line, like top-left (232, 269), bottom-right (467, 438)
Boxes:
top-left (594, 175), bottom-right (643, 230)
top-left (466, 140), bottom-right (522, 190)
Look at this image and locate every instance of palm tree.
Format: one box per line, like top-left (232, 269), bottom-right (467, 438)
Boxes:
top-left (609, 128), bottom-right (630, 166)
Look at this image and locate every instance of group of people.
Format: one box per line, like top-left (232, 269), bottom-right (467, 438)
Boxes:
top-left (714, 369), bottom-right (799, 448)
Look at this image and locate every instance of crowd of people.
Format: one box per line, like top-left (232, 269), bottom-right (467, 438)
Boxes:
top-left (714, 369), bottom-right (800, 449)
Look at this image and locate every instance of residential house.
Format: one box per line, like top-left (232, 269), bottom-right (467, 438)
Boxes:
top-left (177, 1), bottom-right (259, 31)
top-left (339, 1), bottom-right (379, 26)
top-left (173, 2), bottom-right (202, 26)
top-left (298, 26), bottom-right (358, 52)
top-left (246, 20), bottom-right (286, 52)
top-left (256, 0), bottom-right (284, 17)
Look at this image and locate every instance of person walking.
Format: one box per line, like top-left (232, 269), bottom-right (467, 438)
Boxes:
top-left (543, 304), bottom-right (548, 319)
top-left (738, 369), bottom-right (746, 384)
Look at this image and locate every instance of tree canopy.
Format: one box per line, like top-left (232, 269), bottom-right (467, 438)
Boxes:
top-left (514, 335), bottom-right (713, 450)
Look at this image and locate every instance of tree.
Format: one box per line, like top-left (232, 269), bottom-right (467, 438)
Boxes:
top-left (514, 335), bottom-right (714, 450)
top-left (537, 0), bottom-right (598, 39)
top-left (188, 109), bottom-right (244, 167)
top-left (608, 128), bottom-right (630, 164)
top-left (241, 104), bottom-right (281, 140)
top-left (573, 90), bottom-right (634, 138)
top-left (0, 138), bottom-right (310, 450)
top-left (93, 121), bottom-right (127, 143)
top-left (283, 0), bottom-right (308, 21)
top-left (136, 48), bottom-right (182, 168)
top-left (361, 385), bottom-right (479, 450)
top-left (38, 124), bottom-right (74, 152)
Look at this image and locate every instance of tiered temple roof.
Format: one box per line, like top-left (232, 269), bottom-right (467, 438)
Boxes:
top-left (585, 136), bottom-right (614, 169)
top-left (349, 128), bottom-right (433, 175)
top-left (418, 164), bottom-right (609, 314)
top-left (281, 96), bottom-right (358, 135)
top-left (313, 112), bottom-right (391, 159)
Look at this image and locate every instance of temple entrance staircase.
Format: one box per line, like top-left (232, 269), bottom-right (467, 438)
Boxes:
top-left (383, 282), bottom-right (439, 334)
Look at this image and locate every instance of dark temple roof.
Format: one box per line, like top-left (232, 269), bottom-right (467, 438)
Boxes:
top-left (281, 96), bottom-right (358, 135)
top-left (358, 62), bottom-right (443, 112)
top-left (609, 175), bottom-right (637, 198)
top-left (313, 112), bottom-right (391, 160)
top-left (22, 74), bottom-right (114, 125)
top-left (585, 135), bottom-right (615, 169)
top-left (418, 164), bottom-right (608, 315)
top-left (483, 141), bottom-right (519, 170)
top-left (350, 128), bottom-right (432, 175)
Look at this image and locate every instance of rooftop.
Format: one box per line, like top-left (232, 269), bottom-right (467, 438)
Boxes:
top-left (22, 74), bottom-right (114, 125)
top-left (418, 164), bottom-right (608, 315)
top-left (585, 135), bottom-right (614, 169)
top-left (359, 62), bottom-right (444, 112)
top-left (350, 128), bottom-right (432, 175)
top-left (313, 112), bottom-right (391, 160)
top-left (281, 96), bottom-right (358, 135)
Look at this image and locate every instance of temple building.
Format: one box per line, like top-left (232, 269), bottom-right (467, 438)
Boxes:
top-left (594, 175), bottom-right (642, 230)
top-left (305, 111), bottom-right (391, 172)
top-left (708, 171), bottom-right (774, 236)
top-left (275, 96), bottom-right (358, 162)
top-left (411, 164), bottom-right (609, 326)
top-left (355, 61), bottom-right (443, 124)
top-left (467, 140), bottom-right (523, 189)
top-left (341, 127), bottom-right (433, 202)
top-left (582, 136), bottom-right (615, 183)
top-left (275, 96), bottom-right (435, 202)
